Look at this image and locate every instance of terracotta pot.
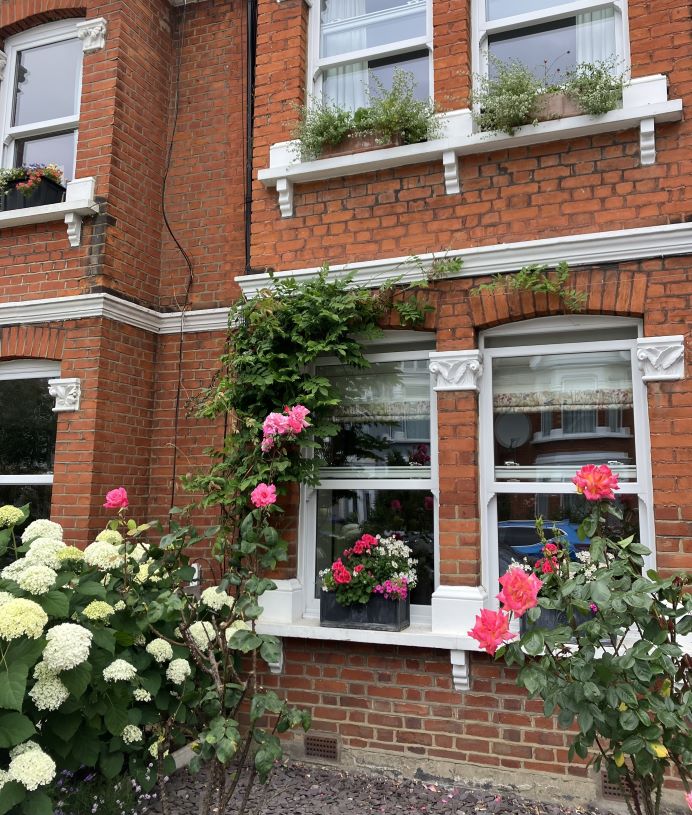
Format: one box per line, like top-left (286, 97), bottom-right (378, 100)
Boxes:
top-left (533, 92), bottom-right (583, 122)
top-left (318, 133), bottom-right (405, 159)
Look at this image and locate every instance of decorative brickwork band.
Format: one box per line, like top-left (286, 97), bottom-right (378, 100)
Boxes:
top-left (76, 17), bottom-right (107, 54)
top-left (48, 378), bottom-right (81, 412)
top-left (429, 350), bottom-right (482, 392)
top-left (636, 336), bottom-right (685, 382)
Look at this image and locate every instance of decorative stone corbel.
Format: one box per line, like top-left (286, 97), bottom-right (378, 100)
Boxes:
top-left (276, 177), bottom-right (293, 218)
top-left (0, 51), bottom-right (7, 83)
top-left (265, 638), bottom-right (284, 675)
top-left (64, 177), bottom-right (98, 247)
top-left (636, 336), bottom-right (685, 382)
top-left (48, 378), bottom-right (81, 412)
top-left (429, 350), bottom-right (482, 392)
top-left (76, 17), bottom-right (107, 54)
top-left (442, 150), bottom-right (460, 195)
top-left (450, 650), bottom-right (470, 692)
top-left (639, 118), bottom-right (656, 166)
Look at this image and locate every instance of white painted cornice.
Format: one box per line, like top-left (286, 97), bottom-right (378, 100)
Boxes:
top-left (236, 221), bottom-right (692, 297)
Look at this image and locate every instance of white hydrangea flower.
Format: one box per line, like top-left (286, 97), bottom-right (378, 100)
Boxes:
top-left (42, 624), bottom-right (92, 671)
top-left (134, 634), bottom-right (146, 646)
top-left (21, 519), bottom-right (63, 544)
top-left (16, 564), bottom-right (57, 595)
top-left (166, 658), bottom-right (191, 685)
top-left (225, 620), bottom-right (250, 646)
top-left (0, 506), bottom-right (24, 528)
top-left (122, 725), bottom-right (143, 745)
top-left (114, 600), bottom-right (127, 611)
top-left (201, 586), bottom-right (234, 613)
top-left (25, 538), bottom-right (67, 569)
top-left (103, 659), bottom-right (137, 683)
top-left (82, 600), bottom-right (115, 621)
top-left (0, 591), bottom-right (15, 607)
top-left (33, 662), bottom-right (56, 681)
top-left (95, 529), bottom-right (123, 546)
top-left (83, 540), bottom-right (124, 570)
top-left (133, 688), bottom-right (152, 702)
top-left (0, 598), bottom-right (48, 640)
top-left (129, 543), bottom-right (149, 562)
top-left (1, 559), bottom-right (28, 581)
top-left (188, 621), bottom-right (215, 650)
top-left (56, 546), bottom-right (84, 564)
top-left (8, 743), bottom-right (55, 791)
top-left (145, 639), bottom-right (173, 663)
top-left (28, 676), bottom-right (70, 711)
top-left (0, 769), bottom-right (9, 791)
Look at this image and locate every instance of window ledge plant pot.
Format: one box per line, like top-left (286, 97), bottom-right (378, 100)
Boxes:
top-left (532, 91), bottom-right (583, 122)
top-left (318, 133), bottom-right (405, 159)
top-left (1, 177), bottom-right (66, 211)
top-left (320, 592), bottom-right (411, 631)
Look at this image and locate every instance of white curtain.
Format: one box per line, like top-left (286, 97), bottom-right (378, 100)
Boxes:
top-left (575, 9), bottom-right (616, 64)
top-left (321, 0), bottom-right (368, 110)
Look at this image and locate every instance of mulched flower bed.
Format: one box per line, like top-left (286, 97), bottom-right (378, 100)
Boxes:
top-left (144, 760), bottom-right (618, 815)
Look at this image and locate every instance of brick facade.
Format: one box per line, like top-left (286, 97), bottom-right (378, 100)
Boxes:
top-left (0, 0), bottom-right (689, 799)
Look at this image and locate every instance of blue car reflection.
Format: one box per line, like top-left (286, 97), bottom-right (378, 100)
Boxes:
top-left (498, 519), bottom-right (588, 563)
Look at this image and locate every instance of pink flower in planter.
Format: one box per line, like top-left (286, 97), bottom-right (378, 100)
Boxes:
top-left (468, 608), bottom-right (516, 656)
top-left (424, 496), bottom-right (434, 511)
top-left (390, 499), bottom-right (402, 512)
top-left (572, 464), bottom-right (619, 501)
top-left (250, 483), bottom-right (276, 508)
top-left (103, 487), bottom-right (129, 510)
top-left (685, 792), bottom-right (692, 810)
top-left (496, 567), bottom-right (542, 617)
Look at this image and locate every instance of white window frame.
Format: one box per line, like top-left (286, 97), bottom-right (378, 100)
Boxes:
top-left (0, 359), bottom-right (60, 497)
top-left (471, 0), bottom-right (631, 92)
top-left (478, 316), bottom-right (654, 610)
top-left (0, 19), bottom-right (83, 178)
top-left (298, 346), bottom-right (439, 625)
top-left (307, 0), bottom-right (434, 103)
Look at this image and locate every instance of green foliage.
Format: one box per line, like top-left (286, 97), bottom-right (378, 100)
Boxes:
top-left (564, 60), bottom-right (624, 116)
top-left (471, 59), bottom-right (541, 135)
top-left (393, 294), bottom-right (435, 326)
top-left (52, 771), bottom-right (142, 815)
top-left (499, 500), bottom-right (692, 815)
top-left (471, 260), bottom-right (586, 312)
top-left (292, 69), bottom-right (440, 160)
top-left (0, 164), bottom-right (64, 196)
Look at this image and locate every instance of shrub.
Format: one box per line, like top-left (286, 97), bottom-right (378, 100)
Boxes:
top-left (292, 101), bottom-right (354, 161)
top-left (564, 60), bottom-right (624, 116)
top-left (471, 59), bottom-right (541, 135)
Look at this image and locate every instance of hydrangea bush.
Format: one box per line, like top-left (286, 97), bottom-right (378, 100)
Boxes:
top-left (469, 465), bottom-right (692, 815)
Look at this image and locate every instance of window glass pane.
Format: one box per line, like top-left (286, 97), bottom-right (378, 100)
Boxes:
top-left (13, 38), bottom-right (82, 126)
top-left (492, 350), bottom-right (636, 482)
top-left (321, 358), bottom-right (431, 477)
top-left (0, 379), bottom-right (57, 475)
top-left (0, 484), bottom-right (53, 552)
top-left (487, 0), bottom-right (573, 21)
top-left (488, 10), bottom-right (615, 82)
top-left (320, 0), bottom-right (426, 59)
top-left (15, 131), bottom-right (76, 181)
top-left (315, 488), bottom-right (435, 604)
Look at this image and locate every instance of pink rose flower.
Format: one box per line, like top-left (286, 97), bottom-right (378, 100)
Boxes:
top-left (250, 482), bottom-right (277, 508)
top-left (103, 487), bottom-right (129, 510)
top-left (496, 567), bottom-right (542, 617)
top-left (262, 412), bottom-right (290, 438)
top-left (685, 791), bottom-right (692, 811)
top-left (260, 436), bottom-right (275, 453)
top-left (284, 404), bottom-right (311, 434)
top-left (390, 499), bottom-right (402, 512)
top-left (468, 609), bottom-right (517, 656)
top-left (572, 464), bottom-right (619, 501)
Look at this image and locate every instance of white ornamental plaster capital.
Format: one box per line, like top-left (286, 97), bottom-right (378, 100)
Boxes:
top-left (429, 350), bottom-right (483, 392)
top-left (76, 17), bottom-right (107, 54)
top-left (636, 336), bottom-right (685, 382)
top-left (47, 378), bottom-right (81, 412)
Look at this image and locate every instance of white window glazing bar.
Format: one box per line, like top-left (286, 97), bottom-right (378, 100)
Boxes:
top-left (0, 475), bottom-right (53, 485)
top-left (315, 36), bottom-right (430, 74)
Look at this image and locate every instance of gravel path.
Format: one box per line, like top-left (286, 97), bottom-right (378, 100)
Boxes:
top-left (145, 760), bottom-right (618, 815)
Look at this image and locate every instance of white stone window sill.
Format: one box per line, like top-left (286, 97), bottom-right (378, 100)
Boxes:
top-left (0, 177), bottom-right (98, 246)
top-left (258, 74), bottom-right (682, 217)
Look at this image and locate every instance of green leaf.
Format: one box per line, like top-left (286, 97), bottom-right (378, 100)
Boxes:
top-left (37, 590), bottom-right (69, 618)
top-left (76, 581), bottom-right (107, 599)
top-left (590, 580), bottom-right (610, 604)
top-left (578, 709), bottom-right (594, 734)
top-left (619, 709), bottom-right (639, 731)
top-left (0, 712), bottom-right (35, 748)
top-left (105, 705), bottom-right (129, 736)
top-left (0, 781), bottom-right (25, 815)
top-left (21, 791), bottom-right (52, 815)
top-left (100, 748), bottom-right (124, 779)
top-left (522, 631), bottom-right (545, 656)
top-left (0, 663), bottom-right (29, 712)
top-left (92, 628), bottom-right (116, 654)
top-left (61, 662), bottom-right (92, 699)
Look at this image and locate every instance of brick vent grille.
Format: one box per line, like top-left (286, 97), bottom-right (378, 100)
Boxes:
top-left (304, 733), bottom-right (339, 762)
top-left (600, 771), bottom-right (641, 801)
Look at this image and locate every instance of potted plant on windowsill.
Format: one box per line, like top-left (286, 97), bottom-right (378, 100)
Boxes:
top-left (292, 69), bottom-right (441, 162)
top-left (319, 533), bottom-right (417, 631)
top-left (0, 164), bottom-right (66, 211)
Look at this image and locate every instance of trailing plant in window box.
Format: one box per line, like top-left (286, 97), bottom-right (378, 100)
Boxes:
top-left (0, 164), bottom-right (65, 211)
top-left (563, 59), bottom-right (625, 117)
top-left (470, 261), bottom-right (586, 313)
top-left (292, 69), bottom-right (441, 161)
top-left (471, 60), bottom-right (542, 135)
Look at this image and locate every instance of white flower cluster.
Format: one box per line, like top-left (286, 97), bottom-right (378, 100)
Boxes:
top-left (28, 674), bottom-right (69, 711)
top-left (25, 537), bottom-right (67, 569)
top-left (0, 505), bottom-right (24, 528)
top-left (114, 600), bottom-right (127, 611)
top-left (16, 564), bottom-right (57, 595)
top-left (57, 546), bottom-right (84, 564)
top-left (0, 598), bottom-right (48, 640)
top-left (145, 639), bottom-right (173, 663)
top-left (134, 562), bottom-right (161, 584)
top-left (188, 621), bottom-right (215, 651)
top-left (374, 536), bottom-right (415, 561)
top-left (95, 529), bottom-right (123, 546)
top-left (0, 592), bottom-right (14, 607)
top-left (43, 624), bottom-right (93, 672)
top-left (82, 600), bottom-right (115, 621)
top-left (122, 725), bottom-right (143, 744)
top-left (21, 519), bottom-right (63, 544)
top-left (103, 659), bottom-right (138, 683)
top-left (7, 742), bottom-right (56, 791)
top-left (200, 586), bottom-right (234, 613)
top-left (83, 540), bottom-right (124, 570)
top-left (166, 658), bottom-right (191, 685)
top-left (133, 688), bottom-right (152, 702)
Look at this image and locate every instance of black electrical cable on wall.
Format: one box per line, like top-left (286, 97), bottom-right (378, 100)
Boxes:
top-left (244, 0), bottom-right (258, 275)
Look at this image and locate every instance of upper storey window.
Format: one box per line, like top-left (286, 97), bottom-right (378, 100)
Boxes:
top-left (0, 20), bottom-right (83, 180)
top-left (312, 0), bottom-right (432, 110)
top-left (475, 0), bottom-right (629, 81)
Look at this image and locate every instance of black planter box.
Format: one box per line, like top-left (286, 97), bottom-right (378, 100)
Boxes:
top-left (320, 592), bottom-right (410, 632)
top-left (1, 177), bottom-right (66, 212)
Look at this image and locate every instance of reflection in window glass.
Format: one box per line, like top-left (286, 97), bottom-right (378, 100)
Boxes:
top-left (315, 488), bottom-right (435, 604)
top-left (492, 351), bottom-right (636, 482)
top-left (486, 0), bottom-right (573, 20)
top-left (15, 132), bottom-right (75, 181)
top-left (0, 484), bottom-right (53, 537)
top-left (13, 38), bottom-right (82, 126)
top-left (0, 379), bottom-right (57, 475)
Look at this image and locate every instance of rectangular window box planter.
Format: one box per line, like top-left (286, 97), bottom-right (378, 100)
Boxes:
top-left (319, 592), bottom-right (411, 632)
top-left (1, 178), bottom-right (66, 212)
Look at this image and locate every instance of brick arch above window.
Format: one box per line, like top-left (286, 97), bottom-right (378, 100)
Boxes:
top-left (0, 4), bottom-right (85, 38)
top-left (0, 325), bottom-right (65, 362)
